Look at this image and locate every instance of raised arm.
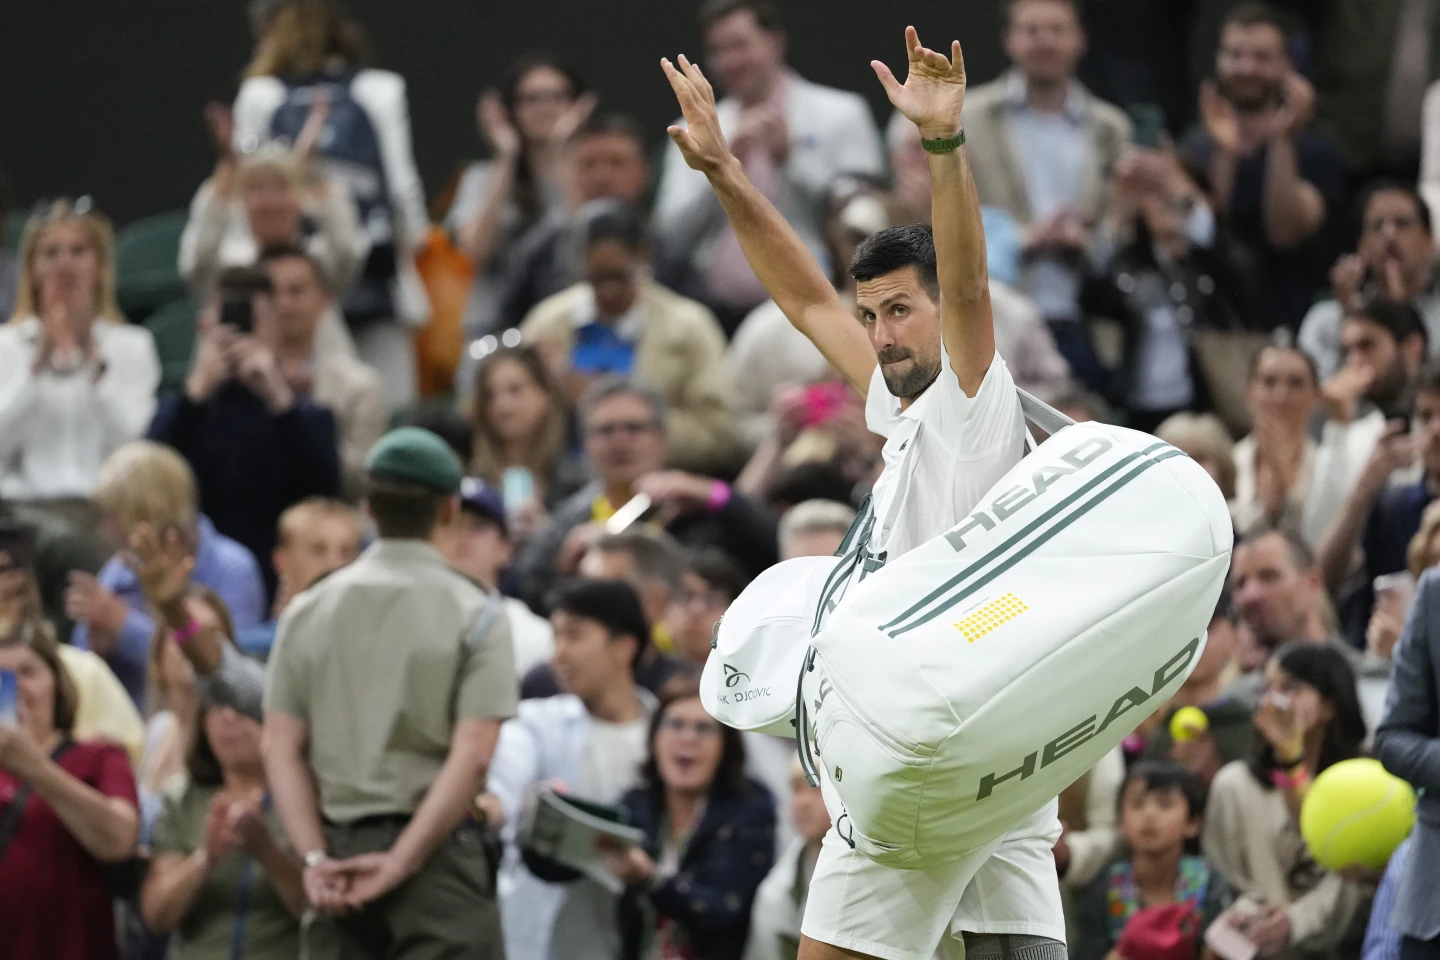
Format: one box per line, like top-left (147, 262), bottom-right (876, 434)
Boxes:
top-left (660, 57), bottom-right (875, 397)
top-left (872, 27), bottom-right (994, 395)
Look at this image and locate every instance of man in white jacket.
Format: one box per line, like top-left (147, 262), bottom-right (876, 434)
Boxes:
top-left (661, 26), bottom-right (1065, 960)
top-left (653, 0), bottom-right (883, 333)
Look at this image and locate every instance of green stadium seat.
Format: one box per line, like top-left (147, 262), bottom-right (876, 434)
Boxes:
top-left (3, 211), bottom-right (25, 252)
top-left (115, 210), bottom-right (189, 323)
top-left (142, 298), bottom-right (198, 395)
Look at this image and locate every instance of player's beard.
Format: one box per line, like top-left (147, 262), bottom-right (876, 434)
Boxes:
top-left (878, 346), bottom-right (941, 400)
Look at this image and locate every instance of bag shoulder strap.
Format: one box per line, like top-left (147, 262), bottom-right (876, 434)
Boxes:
top-left (1015, 386), bottom-right (1076, 441)
top-left (0, 737), bottom-right (76, 861)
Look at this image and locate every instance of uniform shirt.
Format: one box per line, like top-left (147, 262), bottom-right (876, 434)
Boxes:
top-left (265, 539), bottom-right (518, 823)
top-left (852, 350), bottom-right (1026, 589)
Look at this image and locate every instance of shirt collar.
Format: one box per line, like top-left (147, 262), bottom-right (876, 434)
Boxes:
top-left (1004, 69), bottom-right (1087, 123)
top-left (361, 538), bottom-right (451, 569)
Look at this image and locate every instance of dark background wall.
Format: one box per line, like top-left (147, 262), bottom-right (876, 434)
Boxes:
top-left (0, 1), bottom-right (1008, 226)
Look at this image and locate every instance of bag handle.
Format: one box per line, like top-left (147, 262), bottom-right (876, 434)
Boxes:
top-left (1015, 387), bottom-right (1077, 442)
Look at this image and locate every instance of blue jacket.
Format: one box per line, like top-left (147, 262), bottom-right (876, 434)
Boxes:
top-left (72, 516), bottom-right (264, 709)
top-left (1375, 569), bottom-right (1440, 941)
top-left (618, 780), bottom-right (776, 960)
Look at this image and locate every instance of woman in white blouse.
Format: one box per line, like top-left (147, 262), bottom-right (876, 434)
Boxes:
top-left (0, 201), bottom-right (159, 501)
top-left (1231, 343), bottom-right (1366, 549)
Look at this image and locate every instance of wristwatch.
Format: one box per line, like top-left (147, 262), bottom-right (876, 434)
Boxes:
top-left (303, 849), bottom-right (329, 869)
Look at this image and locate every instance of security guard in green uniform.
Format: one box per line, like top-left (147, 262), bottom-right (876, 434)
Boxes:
top-left (262, 427), bottom-right (517, 959)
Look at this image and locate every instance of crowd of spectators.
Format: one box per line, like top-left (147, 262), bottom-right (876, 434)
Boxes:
top-left (2, 0), bottom-right (1440, 958)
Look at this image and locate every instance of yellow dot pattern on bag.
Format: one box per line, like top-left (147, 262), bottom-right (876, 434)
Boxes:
top-left (953, 593), bottom-right (1029, 642)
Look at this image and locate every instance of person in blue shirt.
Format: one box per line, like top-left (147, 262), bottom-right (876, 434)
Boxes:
top-left (235, 497), bottom-right (362, 661)
top-left (68, 441), bottom-right (264, 710)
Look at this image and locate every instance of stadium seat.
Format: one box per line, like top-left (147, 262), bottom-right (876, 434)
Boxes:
top-left (142, 298), bottom-right (198, 395)
top-left (115, 210), bottom-right (189, 322)
top-left (3, 211), bottom-right (25, 252)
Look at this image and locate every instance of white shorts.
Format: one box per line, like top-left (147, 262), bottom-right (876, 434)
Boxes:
top-left (801, 786), bottom-right (1065, 960)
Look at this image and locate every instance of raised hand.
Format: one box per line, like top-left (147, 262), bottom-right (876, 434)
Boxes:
top-left (662, 54), bottom-right (734, 176)
top-left (550, 91), bottom-right (599, 146)
top-left (476, 90), bottom-right (521, 160)
top-left (204, 102), bottom-right (236, 162)
top-left (293, 91), bottom-right (332, 164)
top-left (125, 522), bottom-right (195, 609)
top-left (1199, 80), bottom-right (1242, 155)
top-left (871, 26), bottom-right (968, 139)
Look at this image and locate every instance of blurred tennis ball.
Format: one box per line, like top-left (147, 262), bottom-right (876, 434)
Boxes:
top-left (1300, 758), bottom-right (1416, 870)
top-left (1169, 705), bottom-right (1209, 743)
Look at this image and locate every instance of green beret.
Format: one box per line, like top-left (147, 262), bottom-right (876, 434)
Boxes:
top-left (364, 427), bottom-right (463, 494)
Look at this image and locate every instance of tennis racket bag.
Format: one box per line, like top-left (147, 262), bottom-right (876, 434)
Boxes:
top-left (797, 405), bottom-right (1232, 869)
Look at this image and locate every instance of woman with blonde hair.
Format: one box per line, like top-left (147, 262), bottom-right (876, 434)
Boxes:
top-left (0, 200), bottom-right (159, 501)
top-left (233, 0), bottom-right (430, 404)
top-left (177, 112), bottom-right (369, 335)
top-left (1155, 411), bottom-right (1238, 499)
top-left (469, 344), bottom-right (586, 516)
top-left (67, 441), bottom-right (264, 711)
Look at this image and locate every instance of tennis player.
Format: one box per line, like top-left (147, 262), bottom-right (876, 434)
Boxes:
top-left (662, 28), bottom-right (1067, 960)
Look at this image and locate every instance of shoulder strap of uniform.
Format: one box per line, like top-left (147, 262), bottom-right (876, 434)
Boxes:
top-left (463, 596), bottom-right (504, 655)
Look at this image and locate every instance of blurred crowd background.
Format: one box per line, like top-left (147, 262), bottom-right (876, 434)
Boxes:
top-left (1, 0), bottom-right (1439, 958)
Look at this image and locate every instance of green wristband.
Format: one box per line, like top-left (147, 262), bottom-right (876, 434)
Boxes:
top-left (920, 128), bottom-right (967, 154)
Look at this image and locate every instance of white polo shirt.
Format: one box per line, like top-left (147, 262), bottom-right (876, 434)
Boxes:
top-left (857, 349), bottom-right (1026, 577)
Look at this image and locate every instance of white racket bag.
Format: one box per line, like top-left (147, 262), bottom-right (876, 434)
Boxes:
top-left (799, 406), bottom-right (1232, 869)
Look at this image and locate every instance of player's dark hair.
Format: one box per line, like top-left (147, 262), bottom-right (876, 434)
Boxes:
top-left (547, 577), bottom-right (652, 668)
top-left (1248, 642), bottom-right (1365, 789)
top-left (698, 0), bottom-right (783, 34)
top-left (1359, 178), bottom-right (1433, 236)
top-left (1347, 299), bottom-right (1429, 352)
top-left (1220, 1), bottom-right (1294, 45)
top-left (1120, 761), bottom-right (1207, 820)
top-left (849, 223), bottom-right (940, 301)
top-left (999, 0), bottom-right (1081, 31)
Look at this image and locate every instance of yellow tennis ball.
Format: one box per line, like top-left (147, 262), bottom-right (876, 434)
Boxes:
top-left (1169, 706), bottom-right (1209, 743)
top-left (1300, 758), bottom-right (1416, 870)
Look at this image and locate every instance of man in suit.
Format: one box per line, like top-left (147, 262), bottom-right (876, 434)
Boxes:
top-left (652, 0), bottom-right (884, 334)
top-left (959, 0), bottom-right (1131, 391)
top-left (1375, 569), bottom-right (1440, 960)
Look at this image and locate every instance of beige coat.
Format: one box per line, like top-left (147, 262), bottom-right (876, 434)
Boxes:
top-left (959, 71), bottom-right (1131, 228)
top-left (311, 351), bottom-right (387, 500)
top-left (521, 279), bottom-right (737, 472)
top-left (1203, 760), bottom-right (1370, 959)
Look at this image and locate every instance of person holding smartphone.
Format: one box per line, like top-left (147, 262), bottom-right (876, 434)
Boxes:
top-left (148, 264), bottom-right (341, 601)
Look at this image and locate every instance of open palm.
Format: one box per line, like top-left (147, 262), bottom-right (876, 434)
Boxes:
top-left (872, 26), bottom-right (968, 138)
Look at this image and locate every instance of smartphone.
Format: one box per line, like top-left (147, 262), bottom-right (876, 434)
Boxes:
top-left (1374, 571), bottom-right (1417, 614)
top-left (502, 467), bottom-right (536, 515)
top-left (1128, 103), bottom-right (1167, 150)
top-left (0, 520), bottom-right (35, 573)
top-left (0, 670), bottom-right (17, 729)
top-left (605, 494), bottom-right (656, 535)
top-left (220, 293), bottom-right (254, 334)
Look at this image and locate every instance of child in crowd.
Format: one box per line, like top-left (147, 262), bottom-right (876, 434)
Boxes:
top-left (1070, 762), bottom-right (1230, 960)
